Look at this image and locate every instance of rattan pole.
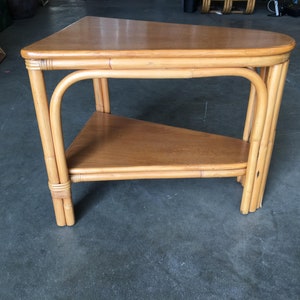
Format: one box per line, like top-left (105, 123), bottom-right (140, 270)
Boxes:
top-left (62, 196), bottom-right (74, 225)
top-left (49, 81), bottom-right (75, 226)
top-left (100, 78), bottom-right (110, 113)
top-left (93, 78), bottom-right (111, 113)
top-left (239, 71), bottom-right (268, 214)
top-left (240, 67), bottom-right (269, 211)
top-left (256, 61), bottom-right (290, 209)
top-left (70, 169), bottom-right (247, 182)
top-left (27, 68), bottom-right (67, 226)
top-left (248, 63), bottom-right (286, 212)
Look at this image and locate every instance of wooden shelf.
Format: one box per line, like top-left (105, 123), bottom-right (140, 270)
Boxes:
top-left (66, 112), bottom-right (249, 182)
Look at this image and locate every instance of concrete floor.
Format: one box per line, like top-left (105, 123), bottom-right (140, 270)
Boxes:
top-left (1, 0), bottom-right (300, 299)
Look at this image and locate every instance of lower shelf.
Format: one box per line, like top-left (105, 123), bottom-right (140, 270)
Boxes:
top-left (66, 112), bottom-right (249, 182)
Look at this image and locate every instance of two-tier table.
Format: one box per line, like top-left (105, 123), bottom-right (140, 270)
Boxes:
top-left (21, 17), bottom-right (295, 226)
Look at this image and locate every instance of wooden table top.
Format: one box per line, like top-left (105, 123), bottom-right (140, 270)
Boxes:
top-left (21, 16), bottom-right (295, 60)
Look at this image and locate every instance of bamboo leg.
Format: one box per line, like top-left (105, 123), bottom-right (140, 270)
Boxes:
top-left (27, 69), bottom-right (71, 226)
top-left (238, 68), bottom-right (267, 185)
top-left (239, 70), bottom-right (268, 214)
top-left (93, 78), bottom-right (110, 113)
top-left (256, 61), bottom-right (290, 209)
top-left (248, 62), bottom-right (288, 212)
top-left (48, 181), bottom-right (74, 225)
top-left (240, 138), bottom-right (262, 213)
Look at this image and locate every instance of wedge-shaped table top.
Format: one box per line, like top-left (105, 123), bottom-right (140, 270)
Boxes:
top-left (22, 16), bottom-right (295, 66)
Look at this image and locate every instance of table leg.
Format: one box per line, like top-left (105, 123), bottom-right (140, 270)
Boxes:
top-left (27, 68), bottom-right (75, 226)
top-left (93, 78), bottom-right (110, 113)
top-left (256, 61), bottom-right (290, 209)
top-left (248, 61), bottom-right (289, 211)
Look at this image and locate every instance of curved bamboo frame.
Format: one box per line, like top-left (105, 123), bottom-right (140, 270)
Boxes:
top-left (48, 67), bottom-right (267, 222)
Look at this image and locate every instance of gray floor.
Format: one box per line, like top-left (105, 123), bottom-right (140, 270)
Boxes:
top-left (1, 0), bottom-right (300, 299)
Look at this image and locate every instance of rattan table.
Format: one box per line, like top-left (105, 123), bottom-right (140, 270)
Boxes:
top-left (21, 17), bottom-right (295, 226)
